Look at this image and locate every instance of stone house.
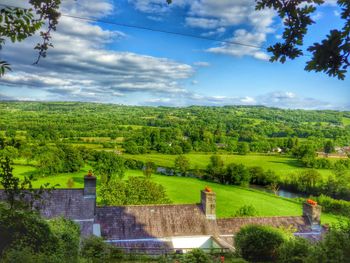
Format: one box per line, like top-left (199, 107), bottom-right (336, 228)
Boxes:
top-left (0, 174), bottom-right (324, 253)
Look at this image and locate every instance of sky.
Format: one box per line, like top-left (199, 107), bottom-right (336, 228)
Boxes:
top-left (0, 0), bottom-right (349, 109)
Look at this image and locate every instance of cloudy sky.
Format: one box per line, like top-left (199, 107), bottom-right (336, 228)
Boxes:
top-left (0, 0), bottom-right (349, 109)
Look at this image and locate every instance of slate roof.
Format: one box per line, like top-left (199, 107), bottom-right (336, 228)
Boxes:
top-left (96, 204), bottom-right (218, 240)
top-left (95, 205), bottom-right (311, 241)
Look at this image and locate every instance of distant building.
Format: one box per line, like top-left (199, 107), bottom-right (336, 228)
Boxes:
top-left (272, 147), bottom-right (282, 153)
top-left (0, 175), bottom-right (325, 254)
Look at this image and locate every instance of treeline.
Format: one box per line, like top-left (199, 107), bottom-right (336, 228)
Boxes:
top-left (1, 102), bottom-right (349, 155)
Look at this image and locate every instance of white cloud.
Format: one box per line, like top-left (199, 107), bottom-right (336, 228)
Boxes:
top-left (207, 29), bottom-right (269, 60)
top-left (201, 27), bottom-right (226, 37)
top-left (129, 0), bottom-right (276, 61)
top-left (193, 61), bottom-right (210, 67)
top-left (185, 17), bottom-right (221, 29)
top-left (0, 0), bottom-right (195, 102)
top-left (141, 90), bottom-right (332, 109)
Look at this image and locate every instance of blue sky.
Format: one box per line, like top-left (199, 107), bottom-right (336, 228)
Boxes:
top-left (0, 0), bottom-right (349, 109)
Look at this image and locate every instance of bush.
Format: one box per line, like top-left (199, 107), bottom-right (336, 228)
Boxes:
top-left (0, 247), bottom-right (61, 263)
top-left (315, 195), bottom-right (350, 217)
top-left (80, 236), bottom-right (123, 262)
top-left (0, 204), bottom-right (57, 256)
top-left (234, 205), bottom-right (258, 217)
top-left (307, 221), bottom-right (350, 263)
top-left (48, 217), bottom-right (80, 262)
top-left (277, 237), bottom-right (311, 263)
top-left (235, 225), bottom-right (287, 262)
top-left (183, 249), bottom-right (211, 263)
top-left (99, 176), bottom-right (171, 206)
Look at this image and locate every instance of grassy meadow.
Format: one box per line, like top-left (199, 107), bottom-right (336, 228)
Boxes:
top-left (123, 152), bottom-right (338, 179)
top-left (11, 164), bottom-right (340, 224)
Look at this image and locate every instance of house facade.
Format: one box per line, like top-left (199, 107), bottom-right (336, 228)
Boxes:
top-left (0, 174), bottom-right (324, 253)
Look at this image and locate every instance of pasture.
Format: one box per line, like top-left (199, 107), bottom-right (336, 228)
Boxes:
top-left (123, 153), bottom-right (338, 179)
top-left (11, 164), bottom-right (339, 224)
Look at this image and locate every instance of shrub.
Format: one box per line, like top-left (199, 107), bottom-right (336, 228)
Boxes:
top-left (183, 249), bottom-right (211, 263)
top-left (0, 204), bottom-right (57, 256)
top-left (99, 177), bottom-right (171, 206)
top-left (235, 225), bottom-right (287, 262)
top-left (80, 236), bottom-right (123, 262)
top-left (234, 205), bottom-right (258, 217)
top-left (48, 217), bottom-right (80, 262)
top-left (0, 247), bottom-right (61, 263)
top-left (277, 237), bottom-right (311, 263)
top-left (315, 195), bottom-right (350, 217)
top-left (307, 221), bottom-right (350, 263)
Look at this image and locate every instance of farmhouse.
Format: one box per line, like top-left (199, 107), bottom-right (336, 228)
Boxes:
top-left (0, 173), bottom-right (324, 253)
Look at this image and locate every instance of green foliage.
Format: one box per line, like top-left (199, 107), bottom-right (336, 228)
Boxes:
top-left (234, 205), bottom-right (258, 217)
top-left (92, 151), bottom-right (125, 183)
top-left (237, 142), bottom-right (250, 155)
top-left (225, 163), bottom-right (250, 186)
top-left (0, 146), bottom-right (18, 161)
top-left (235, 224), bottom-right (288, 262)
top-left (80, 236), bottom-right (124, 262)
top-left (0, 203), bottom-right (57, 256)
top-left (206, 155), bottom-right (225, 182)
top-left (0, 1), bottom-right (61, 75)
top-left (277, 237), bottom-right (312, 263)
top-left (174, 155), bottom-right (190, 176)
top-left (57, 144), bottom-right (84, 173)
top-left (324, 140), bottom-right (335, 154)
top-left (48, 217), bottom-right (80, 262)
top-left (182, 249), bottom-right (211, 263)
top-left (0, 203), bottom-right (79, 262)
top-left (143, 161), bottom-right (156, 178)
top-left (0, 157), bottom-right (52, 210)
top-left (256, 0), bottom-right (350, 79)
top-left (0, 246), bottom-right (62, 263)
top-left (308, 221), bottom-right (350, 262)
top-left (99, 176), bottom-right (171, 206)
top-left (315, 195), bottom-right (350, 218)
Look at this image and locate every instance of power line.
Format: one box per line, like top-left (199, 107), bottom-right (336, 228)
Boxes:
top-left (0, 3), bottom-right (266, 51)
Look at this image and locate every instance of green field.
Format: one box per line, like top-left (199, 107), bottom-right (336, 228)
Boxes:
top-left (123, 153), bottom-right (338, 179)
top-left (342, 117), bottom-right (350, 126)
top-left (11, 164), bottom-right (339, 224)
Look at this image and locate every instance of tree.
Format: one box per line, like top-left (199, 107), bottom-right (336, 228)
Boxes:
top-left (234, 205), bottom-right (258, 217)
top-left (226, 163), bottom-right (251, 186)
top-left (0, 146), bottom-right (19, 162)
top-left (143, 161), bottom-right (156, 178)
top-left (235, 224), bottom-right (288, 262)
top-left (92, 151), bottom-right (125, 183)
top-left (99, 176), bottom-right (171, 206)
top-left (206, 155), bottom-right (225, 182)
top-left (0, 157), bottom-right (52, 210)
top-left (0, 1), bottom-right (61, 76)
top-left (174, 155), bottom-right (190, 176)
top-left (237, 142), bottom-right (250, 155)
top-left (166, 0), bottom-right (350, 79)
top-left (256, 0), bottom-right (350, 80)
top-left (324, 140), bottom-right (335, 154)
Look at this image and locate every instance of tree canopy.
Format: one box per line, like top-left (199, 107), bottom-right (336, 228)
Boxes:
top-left (256, 0), bottom-right (350, 79)
top-left (0, 0), bottom-right (61, 76)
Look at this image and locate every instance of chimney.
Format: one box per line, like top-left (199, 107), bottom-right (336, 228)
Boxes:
top-left (201, 187), bottom-right (216, 220)
top-left (84, 170), bottom-right (96, 214)
top-left (303, 199), bottom-right (321, 226)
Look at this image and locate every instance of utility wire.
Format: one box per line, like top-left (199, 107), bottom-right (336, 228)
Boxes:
top-left (0, 3), bottom-right (266, 51)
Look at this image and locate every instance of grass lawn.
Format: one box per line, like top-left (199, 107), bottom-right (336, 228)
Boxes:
top-left (123, 153), bottom-right (338, 179)
top-left (11, 165), bottom-right (340, 224)
top-left (342, 117), bottom-right (350, 126)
